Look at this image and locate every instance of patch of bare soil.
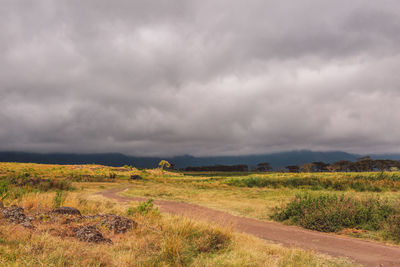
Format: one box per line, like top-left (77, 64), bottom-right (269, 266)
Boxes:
top-left (99, 186), bottom-right (400, 267)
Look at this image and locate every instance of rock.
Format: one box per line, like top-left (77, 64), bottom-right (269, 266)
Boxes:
top-left (1, 205), bottom-right (34, 228)
top-left (101, 214), bottom-right (137, 234)
top-left (73, 225), bottom-right (112, 244)
top-left (52, 207), bottom-right (81, 216)
top-left (130, 175), bottom-right (142, 180)
top-left (1, 205), bottom-right (27, 224)
top-left (22, 220), bottom-right (34, 229)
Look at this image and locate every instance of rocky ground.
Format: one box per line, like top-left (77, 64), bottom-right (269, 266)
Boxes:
top-left (0, 201), bottom-right (136, 244)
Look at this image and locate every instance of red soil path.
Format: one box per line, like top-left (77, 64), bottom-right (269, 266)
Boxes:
top-left (98, 186), bottom-right (400, 267)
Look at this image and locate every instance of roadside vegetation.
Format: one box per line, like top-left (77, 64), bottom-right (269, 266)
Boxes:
top-left (0, 163), bottom-right (354, 266)
top-left (272, 193), bottom-right (400, 242)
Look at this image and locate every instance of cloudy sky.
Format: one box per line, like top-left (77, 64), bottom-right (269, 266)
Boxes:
top-left (1, 1), bottom-right (400, 156)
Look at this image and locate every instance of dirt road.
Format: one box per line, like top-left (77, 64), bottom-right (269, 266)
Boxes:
top-left (98, 186), bottom-right (400, 267)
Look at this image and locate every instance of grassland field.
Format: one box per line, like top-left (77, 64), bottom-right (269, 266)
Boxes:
top-left (3, 162), bottom-right (399, 266)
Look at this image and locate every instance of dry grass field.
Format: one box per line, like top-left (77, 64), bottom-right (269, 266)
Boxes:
top-left (0, 162), bottom-right (375, 266)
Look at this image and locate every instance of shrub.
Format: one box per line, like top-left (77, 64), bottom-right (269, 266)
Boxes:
top-left (127, 199), bottom-right (159, 216)
top-left (52, 190), bottom-right (67, 208)
top-left (272, 193), bottom-right (396, 233)
top-left (386, 215), bottom-right (400, 242)
top-left (0, 179), bottom-right (10, 199)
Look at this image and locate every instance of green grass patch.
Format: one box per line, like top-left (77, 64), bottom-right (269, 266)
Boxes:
top-left (224, 172), bottom-right (400, 192)
top-left (0, 171), bottom-right (73, 201)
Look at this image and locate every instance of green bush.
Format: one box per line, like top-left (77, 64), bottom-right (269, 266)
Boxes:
top-left (0, 179), bottom-right (10, 196)
top-left (0, 180), bottom-right (9, 201)
top-left (272, 193), bottom-right (396, 233)
top-left (52, 190), bottom-right (67, 208)
top-left (386, 215), bottom-right (400, 242)
top-left (127, 199), bottom-right (159, 216)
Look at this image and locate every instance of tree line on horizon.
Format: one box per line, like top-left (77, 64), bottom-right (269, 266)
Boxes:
top-left (179, 156), bottom-right (400, 172)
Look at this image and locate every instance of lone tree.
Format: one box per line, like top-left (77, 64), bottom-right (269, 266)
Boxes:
top-left (158, 160), bottom-right (171, 170)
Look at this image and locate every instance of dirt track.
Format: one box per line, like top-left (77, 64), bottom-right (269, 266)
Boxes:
top-left (99, 186), bottom-right (400, 267)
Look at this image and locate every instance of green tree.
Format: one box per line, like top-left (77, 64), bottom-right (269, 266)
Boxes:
top-left (301, 163), bottom-right (315, 173)
top-left (158, 160), bottom-right (171, 170)
top-left (256, 162), bottom-right (272, 172)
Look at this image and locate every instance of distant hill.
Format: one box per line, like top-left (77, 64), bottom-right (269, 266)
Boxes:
top-left (0, 150), bottom-right (373, 169)
top-left (370, 154), bottom-right (400, 161)
top-left (179, 151), bottom-right (360, 169)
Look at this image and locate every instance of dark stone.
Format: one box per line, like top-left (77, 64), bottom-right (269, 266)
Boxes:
top-left (52, 207), bottom-right (81, 216)
top-left (130, 175), bottom-right (142, 180)
top-left (101, 214), bottom-right (137, 234)
top-left (73, 225), bottom-right (112, 244)
top-left (1, 205), bottom-right (27, 224)
top-left (1, 205), bottom-right (34, 228)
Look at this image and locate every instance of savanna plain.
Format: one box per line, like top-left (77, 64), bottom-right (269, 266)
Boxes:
top-left (3, 162), bottom-right (400, 266)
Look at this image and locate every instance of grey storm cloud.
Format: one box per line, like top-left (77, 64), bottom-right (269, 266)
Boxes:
top-left (1, 0), bottom-right (400, 156)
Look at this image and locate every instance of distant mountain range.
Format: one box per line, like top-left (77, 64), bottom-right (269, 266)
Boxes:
top-left (2, 150), bottom-right (400, 170)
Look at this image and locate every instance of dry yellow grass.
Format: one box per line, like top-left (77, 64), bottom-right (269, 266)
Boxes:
top-left (0, 163), bottom-right (360, 266)
top-left (122, 179), bottom-right (298, 220)
top-left (0, 219), bottom-right (355, 267)
top-left (0, 181), bottom-right (355, 266)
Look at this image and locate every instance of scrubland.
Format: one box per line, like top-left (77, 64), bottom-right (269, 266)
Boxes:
top-left (0, 163), bottom-right (355, 266)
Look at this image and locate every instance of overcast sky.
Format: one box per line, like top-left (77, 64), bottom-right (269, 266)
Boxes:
top-left (1, 1), bottom-right (400, 156)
